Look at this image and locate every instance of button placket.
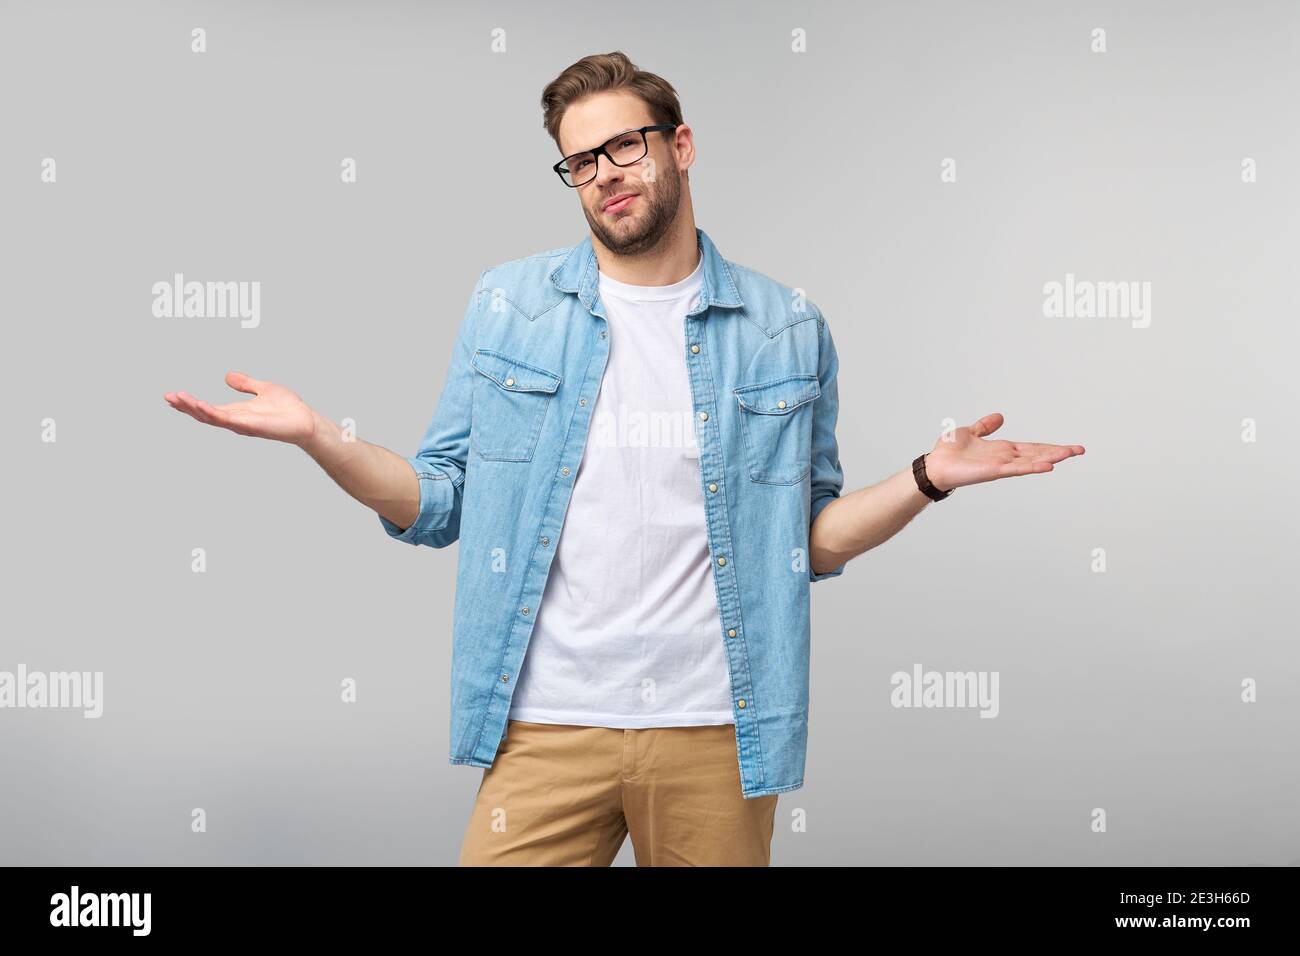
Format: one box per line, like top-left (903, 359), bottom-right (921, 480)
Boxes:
top-left (489, 315), bottom-right (608, 761)
top-left (683, 312), bottom-right (758, 789)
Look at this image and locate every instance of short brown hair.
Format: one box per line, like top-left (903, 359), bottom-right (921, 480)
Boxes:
top-left (541, 51), bottom-right (684, 152)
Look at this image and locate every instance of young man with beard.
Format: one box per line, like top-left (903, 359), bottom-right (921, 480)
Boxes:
top-left (165, 51), bottom-right (1084, 866)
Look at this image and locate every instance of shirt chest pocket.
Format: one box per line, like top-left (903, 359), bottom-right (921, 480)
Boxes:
top-left (733, 374), bottom-right (820, 485)
top-left (470, 349), bottom-right (562, 462)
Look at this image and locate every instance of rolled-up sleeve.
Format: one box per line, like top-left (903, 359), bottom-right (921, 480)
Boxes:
top-left (808, 309), bottom-right (846, 581)
top-left (379, 270), bottom-right (485, 548)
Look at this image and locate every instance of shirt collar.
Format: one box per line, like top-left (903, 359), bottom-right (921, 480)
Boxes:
top-left (548, 226), bottom-right (744, 318)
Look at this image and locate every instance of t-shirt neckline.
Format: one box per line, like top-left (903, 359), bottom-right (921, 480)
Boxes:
top-left (598, 252), bottom-right (703, 302)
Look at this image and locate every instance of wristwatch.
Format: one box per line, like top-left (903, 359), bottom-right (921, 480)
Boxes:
top-left (912, 453), bottom-right (952, 501)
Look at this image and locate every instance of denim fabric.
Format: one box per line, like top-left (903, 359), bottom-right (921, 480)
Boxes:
top-left (380, 227), bottom-right (846, 797)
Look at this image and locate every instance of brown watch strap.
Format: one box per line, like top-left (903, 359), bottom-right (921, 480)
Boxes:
top-left (912, 453), bottom-right (952, 501)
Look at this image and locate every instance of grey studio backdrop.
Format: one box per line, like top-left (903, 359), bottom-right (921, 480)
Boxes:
top-left (2, 0), bottom-right (1296, 867)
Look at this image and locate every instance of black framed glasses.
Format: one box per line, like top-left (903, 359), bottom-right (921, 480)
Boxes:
top-left (552, 124), bottom-right (678, 187)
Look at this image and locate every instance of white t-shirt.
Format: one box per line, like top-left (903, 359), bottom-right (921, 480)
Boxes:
top-left (508, 254), bottom-right (734, 728)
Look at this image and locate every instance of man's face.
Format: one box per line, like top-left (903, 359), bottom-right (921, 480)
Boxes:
top-left (556, 91), bottom-right (685, 256)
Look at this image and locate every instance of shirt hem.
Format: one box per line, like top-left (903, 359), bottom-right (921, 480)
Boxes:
top-left (507, 708), bottom-right (736, 729)
top-left (743, 779), bottom-right (805, 798)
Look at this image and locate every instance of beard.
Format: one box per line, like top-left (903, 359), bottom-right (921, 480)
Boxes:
top-left (584, 167), bottom-right (683, 257)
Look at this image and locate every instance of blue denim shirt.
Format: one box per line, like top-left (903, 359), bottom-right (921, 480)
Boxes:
top-left (380, 227), bottom-right (846, 798)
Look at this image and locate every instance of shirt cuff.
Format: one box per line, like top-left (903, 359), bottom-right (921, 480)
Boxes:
top-left (378, 458), bottom-right (454, 545)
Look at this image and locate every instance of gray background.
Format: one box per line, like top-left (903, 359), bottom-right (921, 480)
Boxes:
top-left (2, 0), bottom-right (1296, 865)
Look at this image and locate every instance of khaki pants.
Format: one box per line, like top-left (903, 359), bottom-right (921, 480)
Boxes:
top-left (458, 720), bottom-right (779, 866)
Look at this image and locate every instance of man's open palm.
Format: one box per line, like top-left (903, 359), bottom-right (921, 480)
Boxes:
top-left (923, 412), bottom-right (1085, 492)
top-left (164, 372), bottom-right (315, 445)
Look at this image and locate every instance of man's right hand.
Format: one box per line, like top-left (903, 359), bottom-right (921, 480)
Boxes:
top-left (164, 371), bottom-right (317, 446)
top-left (164, 370), bottom-right (424, 533)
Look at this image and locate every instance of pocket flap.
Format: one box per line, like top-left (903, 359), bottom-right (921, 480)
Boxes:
top-left (733, 375), bottom-right (820, 414)
top-left (471, 349), bottom-right (562, 394)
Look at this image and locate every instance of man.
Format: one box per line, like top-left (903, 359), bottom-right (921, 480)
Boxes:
top-left (164, 51), bottom-right (1084, 866)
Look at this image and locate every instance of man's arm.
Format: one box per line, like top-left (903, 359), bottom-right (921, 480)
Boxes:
top-left (803, 305), bottom-right (938, 577)
top-left (809, 467), bottom-right (931, 576)
top-left (364, 270), bottom-right (485, 547)
top-left (164, 271), bottom-right (487, 548)
top-left (299, 412), bottom-right (423, 532)
top-left (165, 374), bottom-right (426, 527)
top-left (809, 412), bottom-right (1086, 576)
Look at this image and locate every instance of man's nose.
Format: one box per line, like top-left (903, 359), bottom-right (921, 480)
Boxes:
top-left (591, 152), bottom-right (623, 190)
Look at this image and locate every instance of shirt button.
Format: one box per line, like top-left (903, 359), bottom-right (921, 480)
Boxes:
top-left (579, 398), bottom-right (587, 406)
top-left (501, 674), bottom-right (510, 683)
top-left (561, 466), bottom-right (571, 476)
top-left (728, 628), bottom-right (737, 637)
top-left (505, 377), bottom-right (515, 387)
top-left (520, 606), bottom-right (530, 615)
top-left (716, 555), bottom-right (726, 566)
top-left (737, 699), bottom-right (746, 708)
top-left (540, 536), bottom-right (549, 546)
top-left (776, 400), bottom-right (786, 409)
top-left (600, 330), bottom-right (607, 338)
top-left (708, 482), bottom-right (718, 493)
top-left (698, 411), bottom-right (708, 422)
top-left (690, 344), bottom-right (700, 353)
